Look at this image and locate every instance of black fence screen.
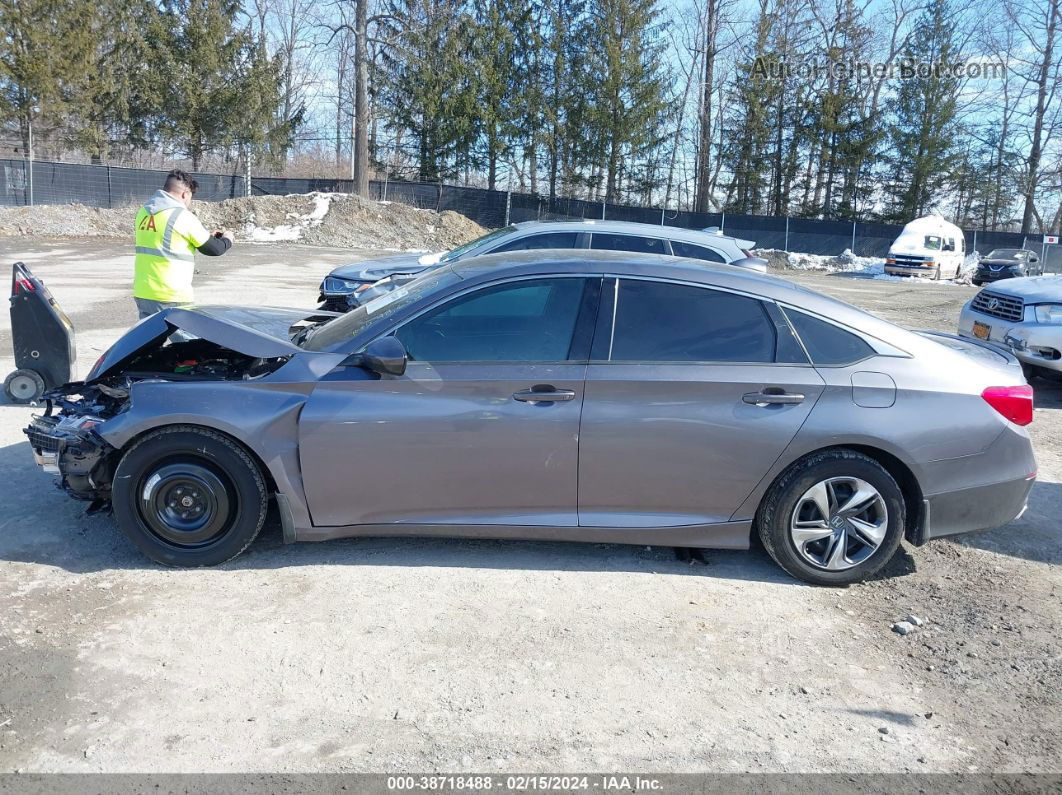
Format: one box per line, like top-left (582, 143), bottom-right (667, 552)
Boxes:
top-left (0, 157), bottom-right (1039, 261)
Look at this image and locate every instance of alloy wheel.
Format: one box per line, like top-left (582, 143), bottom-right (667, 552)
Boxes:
top-left (789, 477), bottom-right (888, 571)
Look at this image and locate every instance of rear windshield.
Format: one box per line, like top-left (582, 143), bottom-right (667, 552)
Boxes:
top-left (439, 226), bottom-right (516, 263)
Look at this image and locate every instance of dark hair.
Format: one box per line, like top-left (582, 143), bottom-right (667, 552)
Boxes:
top-left (164, 169), bottom-right (198, 195)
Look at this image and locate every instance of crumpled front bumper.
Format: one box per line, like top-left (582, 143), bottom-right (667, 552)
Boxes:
top-left (23, 414), bottom-right (117, 502)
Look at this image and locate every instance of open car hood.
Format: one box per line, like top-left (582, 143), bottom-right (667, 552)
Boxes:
top-left (87, 305), bottom-right (326, 381)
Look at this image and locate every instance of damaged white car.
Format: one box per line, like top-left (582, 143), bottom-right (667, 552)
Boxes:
top-left (959, 276), bottom-right (1062, 380)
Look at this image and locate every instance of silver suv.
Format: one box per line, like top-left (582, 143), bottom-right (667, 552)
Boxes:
top-left (319, 219), bottom-right (768, 311)
top-left (958, 276), bottom-right (1062, 379)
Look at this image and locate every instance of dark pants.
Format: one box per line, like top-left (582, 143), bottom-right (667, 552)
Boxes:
top-left (134, 297), bottom-right (187, 319)
top-left (134, 297), bottom-right (192, 341)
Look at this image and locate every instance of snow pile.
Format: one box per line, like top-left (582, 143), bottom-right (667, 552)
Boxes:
top-left (755, 247), bottom-right (973, 286)
top-left (0, 191), bottom-right (486, 252)
top-left (757, 248), bottom-right (882, 273)
top-left (239, 192), bottom-right (334, 242)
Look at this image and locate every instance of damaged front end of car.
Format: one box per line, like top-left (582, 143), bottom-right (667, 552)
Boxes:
top-left (22, 305), bottom-right (324, 510)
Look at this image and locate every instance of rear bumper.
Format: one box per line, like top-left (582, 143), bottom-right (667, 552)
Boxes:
top-left (924, 473), bottom-right (1035, 540)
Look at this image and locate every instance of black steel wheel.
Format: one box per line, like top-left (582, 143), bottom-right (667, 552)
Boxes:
top-left (113, 426), bottom-right (268, 566)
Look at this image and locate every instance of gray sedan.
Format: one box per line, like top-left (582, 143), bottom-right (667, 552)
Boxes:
top-left (25, 251), bottom-right (1035, 585)
top-left (319, 219), bottom-right (767, 311)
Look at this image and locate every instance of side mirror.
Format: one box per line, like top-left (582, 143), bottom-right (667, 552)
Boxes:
top-left (344, 336), bottom-right (407, 376)
top-left (1030, 255), bottom-right (1039, 263)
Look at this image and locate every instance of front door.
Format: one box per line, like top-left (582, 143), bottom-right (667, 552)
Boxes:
top-left (578, 277), bottom-right (825, 527)
top-left (299, 276), bottom-right (599, 527)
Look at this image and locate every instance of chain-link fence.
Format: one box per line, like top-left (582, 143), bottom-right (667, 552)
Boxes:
top-left (2, 157), bottom-right (1049, 266)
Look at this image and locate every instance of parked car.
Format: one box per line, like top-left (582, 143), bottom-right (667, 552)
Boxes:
top-left (972, 248), bottom-right (1039, 286)
top-left (318, 219), bottom-right (769, 311)
top-left (884, 214), bottom-right (966, 280)
top-left (959, 275), bottom-right (1062, 380)
top-left (25, 251), bottom-right (1035, 585)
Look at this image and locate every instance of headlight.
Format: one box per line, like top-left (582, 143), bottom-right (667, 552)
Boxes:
top-left (1033, 304), bottom-right (1062, 324)
top-left (322, 276), bottom-right (362, 295)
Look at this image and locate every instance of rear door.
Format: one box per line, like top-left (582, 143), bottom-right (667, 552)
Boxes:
top-left (578, 277), bottom-right (826, 527)
top-left (298, 276), bottom-right (599, 528)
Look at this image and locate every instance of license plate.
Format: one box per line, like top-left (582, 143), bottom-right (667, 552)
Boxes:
top-left (973, 321), bottom-right (991, 340)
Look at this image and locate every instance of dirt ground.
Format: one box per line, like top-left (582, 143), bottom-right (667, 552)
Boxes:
top-left (0, 239), bottom-right (1058, 774)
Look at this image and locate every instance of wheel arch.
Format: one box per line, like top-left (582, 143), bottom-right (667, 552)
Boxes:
top-left (753, 443), bottom-right (926, 546)
top-left (115, 422), bottom-right (277, 495)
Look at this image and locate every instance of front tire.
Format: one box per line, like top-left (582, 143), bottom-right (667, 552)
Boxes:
top-left (112, 426), bottom-right (268, 566)
top-left (756, 449), bottom-right (906, 586)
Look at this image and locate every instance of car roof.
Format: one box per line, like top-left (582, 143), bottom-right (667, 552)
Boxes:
top-left (510, 218), bottom-right (746, 246)
top-left (448, 249), bottom-right (909, 346)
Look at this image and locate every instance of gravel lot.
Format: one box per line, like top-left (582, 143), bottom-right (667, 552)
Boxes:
top-left (0, 240), bottom-right (1058, 774)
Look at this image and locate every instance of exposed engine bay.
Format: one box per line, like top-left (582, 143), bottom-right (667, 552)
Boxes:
top-left (23, 337), bottom-right (290, 507)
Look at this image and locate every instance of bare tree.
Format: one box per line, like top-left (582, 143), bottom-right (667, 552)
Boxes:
top-left (1004, 0), bottom-right (1062, 233)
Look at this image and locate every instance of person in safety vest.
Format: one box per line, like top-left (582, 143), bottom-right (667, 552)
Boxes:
top-left (133, 169), bottom-right (233, 319)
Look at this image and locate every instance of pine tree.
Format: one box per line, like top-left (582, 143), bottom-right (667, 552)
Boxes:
top-left (584, 0), bottom-right (671, 203)
top-left (880, 0), bottom-right (961, 221)
top-left (148, 0), bottom-right (295, 170)
top-left (0, 0), bottom-right (96, 157)
top-left (378, 0), bottom-right (477, 182)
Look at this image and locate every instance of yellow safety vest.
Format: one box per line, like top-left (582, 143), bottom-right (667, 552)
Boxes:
top-left (133, 196), bottom-right (211, 303)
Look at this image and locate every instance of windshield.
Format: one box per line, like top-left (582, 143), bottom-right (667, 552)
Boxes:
top-left (985, 249), bottom-right (1026, 260)
top-left (302, 268), bottom-right (461, 351)
top-left (439, 226), bottom-right (516, 263)
top-left (924, 235), bottom-right (942, 250)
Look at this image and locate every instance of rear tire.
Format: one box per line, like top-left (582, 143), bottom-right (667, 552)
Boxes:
top-left (756, 449), bottom-right (906, 586)
top-left (112, 425), bottom-right (268, 567)
top-left (4, 369), bottom-right (45, 404)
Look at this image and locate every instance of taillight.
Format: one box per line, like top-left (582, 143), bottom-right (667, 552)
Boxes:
top-left (12, 274), bottom-right (34, 295)
top-left (982, 385), bottom-right (1034, 426)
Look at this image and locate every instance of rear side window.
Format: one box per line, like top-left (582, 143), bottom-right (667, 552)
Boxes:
top-left (590, 233), bottom-right (668, 255)
top-left (491, 232), bottom-right (580, 253)
top-left (605, 279), bottom-right (775, 363)
top-left (670, 240), bottom-right (727, 263)
top-left (785, 309), bottom-right (875, 366)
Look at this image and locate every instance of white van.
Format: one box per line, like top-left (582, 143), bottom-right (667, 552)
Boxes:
top-left (884, 215), bottom-right (966, 280)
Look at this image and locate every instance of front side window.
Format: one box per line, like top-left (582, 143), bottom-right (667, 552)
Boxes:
top-left (784, 309), bottom-right (876, 366)
top-left (394, 278), bottom-right (586, 362)
top-left (491, 232), bottom-right (580, 253)
top-left (670, 240), bottom-right (728, 263)
top-left (604, 279), bottom-right (776, 363)
top-left (590, 233), bottom-right (668, 255)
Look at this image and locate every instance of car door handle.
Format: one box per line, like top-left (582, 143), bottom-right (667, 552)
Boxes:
top-left (742, 389), bottom-right (805, 406)
top-left (513, 386), bottom-right (576, 403)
